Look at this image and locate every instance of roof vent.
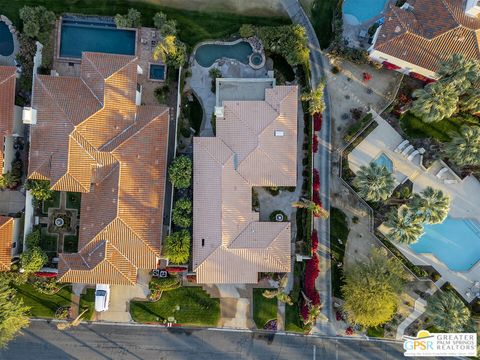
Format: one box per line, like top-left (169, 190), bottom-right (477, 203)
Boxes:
top-left (394, 26), bottom-right (402, 33)
top-left (401, 3), bottom-right (414, 11)
top-left (274, 130), bottom-right (285, 137)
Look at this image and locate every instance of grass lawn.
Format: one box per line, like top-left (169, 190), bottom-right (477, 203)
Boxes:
top-left (0, 1), bottom-right (289, 47)
top-left (42, 191), bottom-right (60, 214)
top-left (66, 192), bottom-right (81, 211)
top-left (13, 283), bottom-right (72, 318)
top-left (130, 287), bottom-right (220, 326)
top-left (253, 288), bottom-right (277, 328)
top-left (40, 227), bottom-right (58, 253)
top-left (80, 288), bottom-right (96, 321)
top-left (285, 304), bottom-right (304, 332)
top-left (311, 0), bottom-right (340, 49)
top-left (367, 326), bottom-right (385, 338)
top-left (330, 207), bottom-right (350, 299)
top-left (64, 234), bottom-right (79, 253)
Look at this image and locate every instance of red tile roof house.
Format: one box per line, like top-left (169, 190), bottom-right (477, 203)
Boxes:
top-left (368, 0), bottom-right (480, 80)
top-left (193, 80), bottom-right (298, 284)
top-left (27, 52), bottom-right (169, 285)
top-left (0, 66), bottom-right (24, 270)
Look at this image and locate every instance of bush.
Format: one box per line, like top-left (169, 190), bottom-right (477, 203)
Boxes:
top-left (313, 169), bottom-right (320, 192)
top-left (31, 278), bottom-right (60, 295)
top-left (313, 134), bottom-right (319, 153)
top-left (114, 8), bottom-right (142, 28)
top-left (20, 247), bottom-right (47, 273)
top-left (25, 180), bottom-right (54, 201)
top-left (19, 6), bottom-right (55, 40)
top-left (164, 230), bottom-right (190, 264)
top-left (153, 12), bottom-right (177, 37)
top-left (149, 276), bottom-right (181, 296)
top-left (168, 156), bottom-right (192, 189)
top-left (25, 228), bottom-right (41, 248)
top-left (313, 113), bottom-right (322, 131)
top-left (209, 68), bottom-right (222, 93)
top-left (172, 198), bottom-right (192, 228)
top-left (343, 113), bottom-right (374, 143)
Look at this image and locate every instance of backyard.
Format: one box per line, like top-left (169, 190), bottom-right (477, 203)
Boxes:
top-left (130, 287), bottom-right (220, 326)
top-left (252, 288), bottom-right (277, 329)
top-left (13, 283), bottom-right (72, 318)
top-left (0, 0), bottom-right (289, 47)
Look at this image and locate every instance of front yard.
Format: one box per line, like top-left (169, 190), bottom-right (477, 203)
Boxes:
top-left (252, 288), bottom-right (277, 329)
top-left (13, 283), bottom-right (72, 318)
top-left (130, 287), bottom-right (220, 326)
top-left (79, 288), bottom-right (96, 321)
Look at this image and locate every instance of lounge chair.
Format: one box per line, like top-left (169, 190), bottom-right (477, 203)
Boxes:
top-left (435, 167), bottom-right (448, 178)
top-left (394, 139), bottom-right (409, 153)
top-left (401, 144), bottom-right (414, 156)
top-left (444, 179), bottom-right (458, 185)
top-left (407, 150), bottom-right (419, 161)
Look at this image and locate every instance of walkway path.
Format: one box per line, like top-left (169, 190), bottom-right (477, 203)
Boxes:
top-left (281, 0), bottom-right (335, 335)
top-left (395, 297), bottom-right (427, 340)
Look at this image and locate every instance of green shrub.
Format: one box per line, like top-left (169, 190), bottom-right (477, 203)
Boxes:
top-left (172, 198), bottom-right (192, 228)
top-left (114, 8), bottom-right (142, 28)
top-left (343, 113), bottom-right (373, 143)
top-left (164, 230), bottom-right (190, 264)
top-left (168, 156), bottom-right (192, 189)
top-left (25, 180), bottom-right (54, 201)
top-left (20, 247), bottom-right (48, 273)
top-left (25, 228), bottom-right (41, 248)
top-left (149, 276), bottom-right (181, 298)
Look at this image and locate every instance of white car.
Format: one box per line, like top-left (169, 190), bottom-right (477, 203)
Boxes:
top-left (94, 284), bottom-right (110, 312)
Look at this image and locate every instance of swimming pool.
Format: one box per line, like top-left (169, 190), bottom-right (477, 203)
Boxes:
top-left (410, 217), bottom-right (480, 272)
top-left (343, 0), bottom-right (388, 24)
top-left (149, 64), bottom-right (166, 81)
top-left (195, 41), bottom-right (252, 68)
top-left (373, 153), bottom-right (393, 173)
top-left (0, 21), bottom-right (14, 56)
top-left (59, 20), bottom-right (136, 59)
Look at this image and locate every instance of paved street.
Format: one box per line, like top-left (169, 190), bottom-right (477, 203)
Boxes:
top-left (281, 0), bottom-right (334, 335)
top-left (0, 321), bottom-right (431, 360)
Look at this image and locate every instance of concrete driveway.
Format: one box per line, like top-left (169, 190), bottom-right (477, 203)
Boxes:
top-left (96, 270), bottom-right (151, 323)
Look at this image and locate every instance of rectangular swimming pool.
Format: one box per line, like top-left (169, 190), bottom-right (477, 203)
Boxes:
top-left (59, 19), bottom-right (136, 59)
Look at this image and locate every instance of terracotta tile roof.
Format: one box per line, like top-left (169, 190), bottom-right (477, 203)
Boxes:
top-left (0, 217), bottom-right (13, 271)
top-left (373, 0), bottom-right (480, 73)
top-left (193, 85), bottom-right (297, 284)
top-left (28, 53), bottom-right (169, 285)
top-left (0, 67), bottom-right (16, 171)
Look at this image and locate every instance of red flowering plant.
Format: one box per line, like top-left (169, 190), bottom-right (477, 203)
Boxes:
top-left (313, 113), bottom-right (322, 131)
top-left (313, 169), bottom-right (320, 192)
top-left (312, 134), bottom-right (319, 153)
top-left (363, 72), bottom-right (372, 82)
top-left (166, 266), bottom-right (188, 273)
top-left (311, 230), bottom-right (319, 252)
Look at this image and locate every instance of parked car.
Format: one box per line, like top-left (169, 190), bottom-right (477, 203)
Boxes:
top-left (95, 284), bottom-right (110, 312)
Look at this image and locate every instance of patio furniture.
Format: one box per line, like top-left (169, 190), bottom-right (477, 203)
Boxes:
top-left (436, 167), bottom-right (448, 178)
top-left (444, 179), bottom-right (458, 184)
top-left (394, 139), bottom-right (409, 153)
top-left (407, 149), bottom-right (419, 161)
top-left (402, 144), bottom-right (414, 156)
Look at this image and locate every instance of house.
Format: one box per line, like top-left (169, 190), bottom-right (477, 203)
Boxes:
top-left (28, 52), bottom-right (169, 285)
top-left (193, 79), bottom-right (297, 284)
top-left (369, 0), bottom-right (480, 80)
top-left (0, 67), bottom-right (23, 270)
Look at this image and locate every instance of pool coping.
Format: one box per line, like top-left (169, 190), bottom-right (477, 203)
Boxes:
top-left (55, 16), bottom-right (139, 63)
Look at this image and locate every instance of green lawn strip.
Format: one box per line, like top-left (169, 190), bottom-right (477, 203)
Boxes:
top-left (253, 288), bottom-right (277, 328)
top-left (40, 227), bottom-right (58, 252)
top-left (79, 288), bottom-right (95, 321)
top-left (13, 283), bottom-right (72, 318)
top-left (366, 326), bottom-right (385, 338)
top-left (311, 0), bottom-right (340, 49)
top-left (66, 192), bottom-right (81, 211)
top-left (130, 287), bottom-right (220, 326)
top-left (400, 112), bottom-right (462, 142)
top-left (285, 304), bottom-right (304, 332)
top-left (42, 191), bottom-right (60, 214)
top-left (0, 0), bottom-right (289, 47)
top-left (330, 207), bottom-right (349, 299)
top-left (63, 234), bottom-right (79, 253)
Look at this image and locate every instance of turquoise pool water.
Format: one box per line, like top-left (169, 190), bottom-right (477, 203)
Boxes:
top-left (60, 20), bottom-right (136, 58)
top-left (0, 21), bottom-right (14, 56)
top-left (410, 217), bottom-right (480, 272)
top-left (343, 0), bottom-right (388, 23)
top-left (195, 41), bottom-right (252, 67)
top-left (373, 153), bottom-right (393, 173)
top-left (150, 64), bottom-right (166, 80)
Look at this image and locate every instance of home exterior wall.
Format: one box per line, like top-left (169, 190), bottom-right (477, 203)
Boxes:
top-left (369, 49), bottom-right (438, 79)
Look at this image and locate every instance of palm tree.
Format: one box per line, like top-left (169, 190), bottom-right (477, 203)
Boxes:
top-left (384, 207), bottom-right (424, 244)
top-left (263, 275), bottom-right (293, 305)
top-left (444, 125), bottom-right (480, 167)
top-left (409, 187), bottom-right (450, 224)
top-left (292, 199), bottom-right (329, 218)
top-left (411, 81), bottom-right (459, 123)
top-left (352, 163), bottom-right (395, 202)
top-left (426, 291), bottom-right (474, 333)
top-left (459, 87), bottom-right (480, 114)
top-left (437, 54), bottom-right (480, 88)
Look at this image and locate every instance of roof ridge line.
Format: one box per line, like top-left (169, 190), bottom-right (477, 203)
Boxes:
top-left (105, 242), bottom-right (137, 285)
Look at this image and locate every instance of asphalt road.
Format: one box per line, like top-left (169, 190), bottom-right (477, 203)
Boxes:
top-left (0, 321), bottom-right (431, 360)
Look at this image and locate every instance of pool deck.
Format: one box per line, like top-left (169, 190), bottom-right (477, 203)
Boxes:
top-left (348, 111), bottom-right (480, 301)
top-left (52, 26), bottom-right (166, 106)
